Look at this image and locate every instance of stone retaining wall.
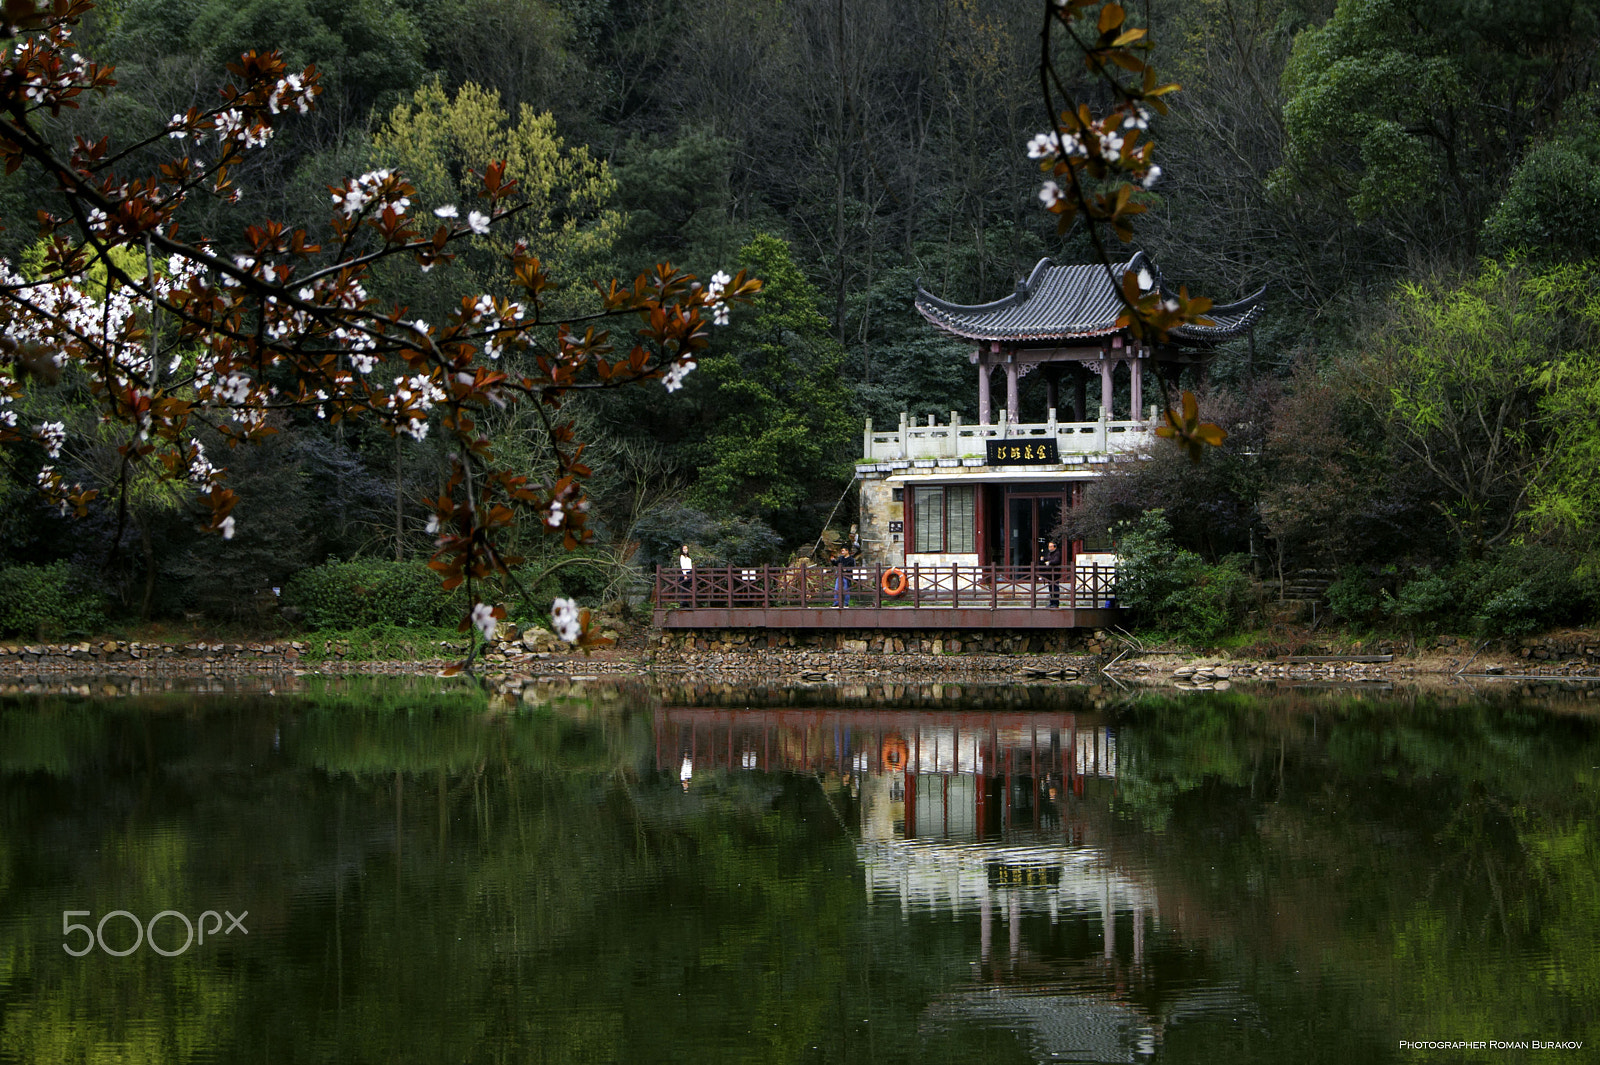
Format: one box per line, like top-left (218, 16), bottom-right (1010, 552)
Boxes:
top-left (0, 639), bottom-right (312, 674)
top-left (1514, 633), bottom-right (1600, 663)
top-left (654, 627), bottom-right (1108, 655)
top-left (645, 647), bottom-right (1097, 681)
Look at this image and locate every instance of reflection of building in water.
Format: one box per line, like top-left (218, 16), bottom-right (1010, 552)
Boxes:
top-left (655, 704), bottom-right (1253, 1061)
top-left (657, 707), bottom-right (1116, 840)
top-left (858, 836), bottom-right (1156, 960)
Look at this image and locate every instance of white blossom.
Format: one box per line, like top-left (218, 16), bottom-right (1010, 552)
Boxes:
top-left (36, 420), bottom-right (65, 458)
top-left (706, 271), bottom-right (732, 325)
top-left (466, 211), bottom-right (491, 235)
top-left (219, 515), bottom-right (236, 540)
top-left (433, 204), bottom-right (459, 218)
top-left (551, 597), bottom-right (582, 643)
top-left (1038, 181), bottom-right (1062, 208)
top-left (1026, 131), bottom-right (1061, 159)
top-left (471, 602), bottom-right (497, 641)
top-left (662, 359), bottom-right (694, 392)
top-left (334, 169), bottom-right (394, 218)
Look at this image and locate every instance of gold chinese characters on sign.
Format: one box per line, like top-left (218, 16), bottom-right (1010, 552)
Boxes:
top-left (985, 439), bottom-right (1060, 465)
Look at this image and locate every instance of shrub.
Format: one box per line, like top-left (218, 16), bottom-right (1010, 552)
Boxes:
top-left (0, 562), bottom-right (107, 639)
top-left (1387, 570), bottom-right (1455, 631)
top-left (282, 559), bottom-right (462, 630)
top-left (1327, 567), bottom-right (1386, 623)
top-left (1166, 556), bottom-right (1255, 645)
top-left (1114, 511), bottom-right (1256, 644)
top-left (1458, 546), bottom-right (1600, 637)
top-left (1112, 510), bottom-right (1194, 615)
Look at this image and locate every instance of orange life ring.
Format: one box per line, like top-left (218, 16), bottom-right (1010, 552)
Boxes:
top-left (880, 568), bottom-right (908, 597)
top-left (881, 734), bottom-right (909, 771)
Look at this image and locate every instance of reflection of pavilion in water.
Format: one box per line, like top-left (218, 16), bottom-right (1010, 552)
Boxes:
top-left (656, 707), bottom-right (1116, 838)
top-left (656, 707), bottom-right (1247, 1062)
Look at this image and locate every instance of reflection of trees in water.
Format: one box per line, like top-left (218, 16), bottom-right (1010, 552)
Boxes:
top-left (0, 686), bottom-right (871, 1062)
top-left (1098, 687), bottom-right (1600, 1049)
top-left (3, 680), bottom-right (1596, 1062)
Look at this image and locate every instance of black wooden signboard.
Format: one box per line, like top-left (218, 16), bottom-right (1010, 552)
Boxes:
top-left (986, 439), bottom-right (1058, 465)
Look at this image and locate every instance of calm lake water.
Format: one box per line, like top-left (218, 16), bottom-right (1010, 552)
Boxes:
top-left (1, 677), bottom-right (1596, 1064)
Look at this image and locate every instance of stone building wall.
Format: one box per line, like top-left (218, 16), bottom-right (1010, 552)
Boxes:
top-left (858, 475), bottom-right (901, 567)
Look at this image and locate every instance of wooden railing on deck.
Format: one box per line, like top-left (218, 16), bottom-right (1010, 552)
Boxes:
top-left (653, 562), bottom-right (1116, 610)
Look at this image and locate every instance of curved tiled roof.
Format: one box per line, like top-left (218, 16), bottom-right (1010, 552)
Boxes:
top-left (915, 252), bottom-right (1265, 344)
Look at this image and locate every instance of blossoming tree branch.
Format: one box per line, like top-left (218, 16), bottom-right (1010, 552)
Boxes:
top-left (0, 0), bottom-right (757, 664)
top-left (1033, 0), bottom-right (1227, 458)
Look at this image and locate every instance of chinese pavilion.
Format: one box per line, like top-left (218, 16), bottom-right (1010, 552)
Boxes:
top-left (855, 252), bottom-right (1264, 571)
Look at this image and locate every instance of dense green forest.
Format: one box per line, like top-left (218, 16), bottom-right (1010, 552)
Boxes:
top-left (2, 0), bottom-right (1600, 640)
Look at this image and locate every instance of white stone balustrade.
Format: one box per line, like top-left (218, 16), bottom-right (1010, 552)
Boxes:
top-left (859, 408), bottom-right (1157, 465)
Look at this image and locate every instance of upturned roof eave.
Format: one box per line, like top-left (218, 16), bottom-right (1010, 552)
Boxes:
top-left (913, 301), bottom-right (1126, 344)
top-left (912, 257), bottom-right (1060, 317)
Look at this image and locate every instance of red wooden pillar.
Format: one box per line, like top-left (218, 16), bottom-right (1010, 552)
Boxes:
top-left (1031, 724), bottom-right (1040, 830)
top-left (974, 769), bottom-right (986, 842)
top-left (904, 771), bottom-right (917, 839)
top-left (1005, 744), bottom-right (1014, 832)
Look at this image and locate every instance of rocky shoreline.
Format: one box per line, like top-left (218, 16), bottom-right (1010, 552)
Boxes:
top-left (6, 630), bottom-right (1600, 696)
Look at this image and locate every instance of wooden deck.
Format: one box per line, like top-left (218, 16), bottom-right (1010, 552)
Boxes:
top-left (652, 563), bottom-right (1118, 630)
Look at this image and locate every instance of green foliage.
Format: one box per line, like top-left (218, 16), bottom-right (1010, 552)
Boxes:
top-left (631, 505), bottom-right (784, 568)
top-left (1327, 547), bottom-right (1600, 636)
top-left (1110, 510), bottom-right (1191, 615)
top-left (282, 559), bottom-right (461, 629)
top-left (1274, 0), bottom-right (1595, 252)
top-left (1457, 546), bottom-right (1600, 637)
top-left (373, 80), bottom-right (621, 303)
top-left (296, 623), bottom-right (461, 662)
top-left (611, 129), bottom-right (746, 273)
top-left (1327, 567), bottom-right (1384, 623)
top-left (1358, 258), bottom-right (1600, 556)
top-left (1387, 569), bottom-right (1454, 627)
top-left (179, 0), bottom-right (426, 115)
top-left (683, 233), bottom-right (856, 542)
top-left (1482, 127), bottom-right (1600, 261)
top-left (1166, 556), bottom-right (1255, 645)
top-left (845, 261), bottom-right (991, 427)
top-left (18, 238), bottom-right (149, 296)
top-left (1114, 510), bottom-right (1255, 644)
top-left (0, 562), bottom-right (107, 639)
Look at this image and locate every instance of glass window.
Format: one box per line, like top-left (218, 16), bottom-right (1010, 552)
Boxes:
top-left (946, 485), bottom-right (975, 552)
top-left (912, 487), bottom-right (941, 552)
top-left (911, 485), bottom-right (976, 553)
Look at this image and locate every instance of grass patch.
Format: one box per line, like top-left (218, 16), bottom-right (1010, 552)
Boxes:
top-left (298, 625), bottom-right (465, 663)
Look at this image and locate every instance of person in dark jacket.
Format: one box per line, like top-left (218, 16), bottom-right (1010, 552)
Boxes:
top-left (833, 545), bottom-right (855, 607)
top-left (1042, 539), bottom-right (1063, 607)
